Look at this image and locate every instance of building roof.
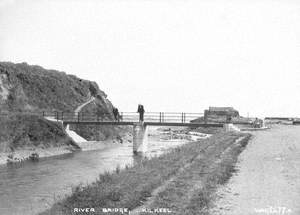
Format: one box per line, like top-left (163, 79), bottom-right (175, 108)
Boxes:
top-left (208, 107), bottom-right (236, 112)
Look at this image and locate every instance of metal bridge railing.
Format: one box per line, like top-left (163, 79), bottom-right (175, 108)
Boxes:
top-left (42, 111), bottom-right (204, 124)
top-left (0, 111), bottom-right (204, 124)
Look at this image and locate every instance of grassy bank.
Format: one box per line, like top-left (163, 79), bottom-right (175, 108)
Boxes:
top-left (41, 132), bottom-right (251, 215)
top-left (0, 113), bottom-right (79, 164)
top-left (143, 134), bottom-right (251, 215)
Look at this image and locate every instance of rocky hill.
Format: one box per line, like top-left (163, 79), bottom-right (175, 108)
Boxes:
top-left (0, 62), bottom-right (122, 163)
top-left (0, 62), bottom-right (114, 113)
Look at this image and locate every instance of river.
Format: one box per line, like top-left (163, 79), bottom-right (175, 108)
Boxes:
top-left (211, 125), bottom-right (300, 215)
top-left (0, 127), bottom-right (197, 215)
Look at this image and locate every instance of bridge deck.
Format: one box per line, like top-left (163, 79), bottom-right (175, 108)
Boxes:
top-left (62, 121), bottom-right (224, 127)
top-left (41, 111), bottom-right (252, 127)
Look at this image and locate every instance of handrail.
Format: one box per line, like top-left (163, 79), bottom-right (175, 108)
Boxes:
top-left (0, 111), bottom-right (206, 124)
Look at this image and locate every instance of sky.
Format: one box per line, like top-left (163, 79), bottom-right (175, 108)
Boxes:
top-left (0, 0), bottom-right (299, 117)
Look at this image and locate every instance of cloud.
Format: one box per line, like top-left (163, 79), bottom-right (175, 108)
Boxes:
top-left (0, 0), bottom-right (16, 9)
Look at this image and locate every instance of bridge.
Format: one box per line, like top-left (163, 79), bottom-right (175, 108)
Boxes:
top-left (43, 111), bottom-right (242, 154)
top-left (46, 111), bottom-right (223, 127)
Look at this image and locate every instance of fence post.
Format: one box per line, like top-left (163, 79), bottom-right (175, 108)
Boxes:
top-left (159, 112), bottom-right (162, 123)
top-left (78, 112), bottom-right (80, 122)
top-left (42, 111), bottom-right (45, 117)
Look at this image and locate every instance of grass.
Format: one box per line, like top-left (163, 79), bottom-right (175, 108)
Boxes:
top-left (41, 132), bottom-right (251, 215)
top-left (1, 61), bottom-right (93, 112)
top-left (175, 136), bottom-right (251, 215)
top-left (0, 113), bottom-right (77, 151)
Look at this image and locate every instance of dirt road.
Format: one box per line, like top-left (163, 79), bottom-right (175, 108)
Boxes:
top-left (211, 125), bottom-right (300, 215)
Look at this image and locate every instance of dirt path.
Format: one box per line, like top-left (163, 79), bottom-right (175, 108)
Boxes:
top-left (75, 96), bottom-right (95, 114)
top-left (62, 97), bottom-right (95, 143)
top-left (211, 125), bottom-right (300, 215)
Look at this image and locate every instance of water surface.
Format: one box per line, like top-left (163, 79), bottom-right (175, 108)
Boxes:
top-left (0, 127), bottom-right (193, 215)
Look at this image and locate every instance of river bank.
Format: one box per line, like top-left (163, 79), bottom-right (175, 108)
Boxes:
top-left (0, 125), bottom-right (210, 166)
top-left (41, 131), bottom-right (251, 215)
top-left (0, 145), bottom-right (75, 165)
top-left (0, 114), bottom-right (133, 166)
top-left (0, 126), bottom-right (205, 215)
top-left (0, 134), bottom-right (132, 166)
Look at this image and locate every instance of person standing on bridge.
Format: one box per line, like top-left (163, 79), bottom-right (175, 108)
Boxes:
top-left (137, 104), bottom-right (145, 122)
top-left (113, 107), bottom-right (120, 122)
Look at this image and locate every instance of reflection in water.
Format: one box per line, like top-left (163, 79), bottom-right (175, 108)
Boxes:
top-left (0, 126), bottom-right (193, 215)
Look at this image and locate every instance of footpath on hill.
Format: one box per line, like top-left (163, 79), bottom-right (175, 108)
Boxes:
top-left (74, 96), bottom-right (96, 114)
